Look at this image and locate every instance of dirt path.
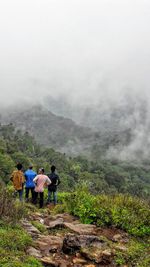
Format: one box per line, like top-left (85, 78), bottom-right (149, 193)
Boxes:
top-left (22, 209), bottom-right (129, 267)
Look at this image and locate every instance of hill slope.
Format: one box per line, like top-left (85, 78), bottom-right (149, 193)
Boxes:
top-left (0, 104), bottom-right (133, 161)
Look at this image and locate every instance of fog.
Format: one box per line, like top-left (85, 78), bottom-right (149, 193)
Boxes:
top-left (0, 0), bottom-right (150, 105)
top-left (0, 0), bottom-right (150, 161)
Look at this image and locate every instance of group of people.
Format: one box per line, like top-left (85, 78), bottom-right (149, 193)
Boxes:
top-left (10, 163), bottom-right (60, 208)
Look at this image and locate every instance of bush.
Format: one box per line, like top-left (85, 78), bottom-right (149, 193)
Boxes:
top-left (61, 187), bottom-right (150, 237)
top-left (0, 186), bottom-right (26, 223)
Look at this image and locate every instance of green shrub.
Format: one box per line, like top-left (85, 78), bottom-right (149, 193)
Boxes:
top-left (0, 186), bottom-right (26, 223)
top-left (61, 187), bottom-right (150, 237)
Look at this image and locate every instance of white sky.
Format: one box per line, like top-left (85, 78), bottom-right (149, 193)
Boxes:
top-left (0, 0), bottom-right (150, 104)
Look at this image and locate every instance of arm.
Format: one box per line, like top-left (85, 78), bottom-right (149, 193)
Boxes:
top-left (57, 175), bottom-right (61, 185)
top-left (33, 175), bottom-right (38, 183)
top-left (10, 171), bottom-right (14, 182)
top-left (24, 172), bottom-right (27, 181)
top-left (46, 176), bottom-right (51, 186)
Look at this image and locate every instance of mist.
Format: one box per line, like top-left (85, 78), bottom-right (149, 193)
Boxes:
top-left (0, 0), bottom-right (150, 161)
top-left (0, 0), bottom-right (150, 103)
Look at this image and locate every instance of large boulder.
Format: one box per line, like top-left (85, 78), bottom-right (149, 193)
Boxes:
top-left (63, 234), bottom-right (107, 254)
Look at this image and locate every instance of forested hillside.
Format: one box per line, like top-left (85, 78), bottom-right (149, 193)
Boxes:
top-left (0, 104), bottom-right (141, 162)
top-left (0, 123), bottom-right (149, 198)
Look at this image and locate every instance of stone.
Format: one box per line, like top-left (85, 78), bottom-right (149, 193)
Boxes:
top-left (48, 218), bottom-right (64, 229)
top-left (63, 234), bottom-right (106, 254)
top-left (35, 240), bottom-right (50, 255)
top-left (64, 222), bottom-right (96, 235)
top-left (72, 257), bottom-right (87, 264)
top-left (112, 234), bottom-right (122, 242)
top-left (59, 261), bottom-right (69, 267)
top-left (112, 233), bottom-right (129, 244)
top-left (102, 249), bottom-right (112, 256)
top-left (39, 218), bottom-right (44, 224)
top-left (35, 235), bottom-right (63, 255)
top-left (41, 256), bottom-right (59, 266)
top-left (21, 219), bottom-right (40, 237)
top-left (26, 247), bottom-right (42, 258)
top-left (81, 248), bottom-right (112, 264)
top-left (115, 245), bottom-right (128, 252)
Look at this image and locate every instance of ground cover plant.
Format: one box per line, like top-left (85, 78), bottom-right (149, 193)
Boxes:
top-left (56, 186), bottom-right (150, 237)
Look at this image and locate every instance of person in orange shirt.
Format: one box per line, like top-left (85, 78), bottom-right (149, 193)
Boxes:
top-left (11, 163), bottom-right (25, 201)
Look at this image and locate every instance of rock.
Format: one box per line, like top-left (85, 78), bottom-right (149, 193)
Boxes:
top-left (102, 249), bottom-right (112, 256)
top-left (21, 219), bottom-right (40, 237)
top-left (63, 234), bottom-right (106, 254)
top-left (81, 247), bottom-right (112, 264)
top-left (35, 240), bottom-right (50, 255)
top-left (48, 218), bottom-right (64, 229)
top-left (112, 234), bottom-right (122, 242)
top-left (115, 245), bottom-right (128, 252)
top-left (59, 261), bottom-right (69, 267)
top-left (112, 233), bottom-right (129, 244)
top-left (41, 256), bottom-right (59, 266)
top-left (72, 257), bottom-right (87, 264)
top-left (64, 223), bottom-right (96, 235)
top-left (35, 235), bottom-right (63, 255)
top-left (26, 247), bottom-right (42, 258)
top-left (54, 213), bottom-right (77, 223)
top-left (39, 218), bottom-right (44, 224)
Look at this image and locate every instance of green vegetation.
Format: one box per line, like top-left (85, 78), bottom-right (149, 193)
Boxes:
top-left (55, 186), bottom-right (150, 237)
top-left (0, 186), bottom-right (26, 223)
top-left (114, 239), bottom-right (150, 266)
top-left (0, 124), bottom-right (150, 199)
top-left (0, 186), bottom-right (42, 267)
top-left (31, 221), bottom-right (47, 234)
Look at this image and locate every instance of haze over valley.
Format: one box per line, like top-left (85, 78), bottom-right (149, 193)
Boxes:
top-left (0, 0), bottom-right (150, 163)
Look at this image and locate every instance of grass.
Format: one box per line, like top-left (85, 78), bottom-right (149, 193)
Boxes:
top-left (0, 223), bottom-right (42, 267)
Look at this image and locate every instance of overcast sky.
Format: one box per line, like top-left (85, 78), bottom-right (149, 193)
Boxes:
top-left (0, 0), bottom-right (150, 105)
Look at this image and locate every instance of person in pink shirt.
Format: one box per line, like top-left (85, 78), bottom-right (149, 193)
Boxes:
top-left (33, 168), bottom-right (51, 208)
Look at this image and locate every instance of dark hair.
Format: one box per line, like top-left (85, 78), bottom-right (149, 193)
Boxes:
top-left (16, 163), bottom-right (23, 170)
top-left (51, 165), bottom-right (56, 172)
top-left (29, 165), bottom-right (33, 169)
top-left (39, 168), bottom-right (44, 173)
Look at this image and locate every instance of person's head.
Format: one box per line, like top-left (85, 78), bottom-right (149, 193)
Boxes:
top-left (51, 165), bottom-right (56, 173)
top-left (29, 165), bottom-right (33, 170)
top-left (38, 168), bottom-right (44, 174)
top-left (16, 163), bottom-right (23, 171)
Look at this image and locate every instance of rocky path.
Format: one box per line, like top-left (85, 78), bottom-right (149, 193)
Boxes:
top-left (21, 210), bottom-right (129, 267)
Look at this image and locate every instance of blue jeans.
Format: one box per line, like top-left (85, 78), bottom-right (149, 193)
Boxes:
top-left (47, 191), bottom-right (57, 204)
top-left (13, 189), bottom-right (23, 201)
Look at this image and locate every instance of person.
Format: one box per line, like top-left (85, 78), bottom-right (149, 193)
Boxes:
top-left (47, 165), bottom-right (60, 205)
top-left (24, 165), bottom-right (37, 202)
top-left (10, 163), bottom-right (25, 201)
top-left (33, 168), bottom-right (51, 208)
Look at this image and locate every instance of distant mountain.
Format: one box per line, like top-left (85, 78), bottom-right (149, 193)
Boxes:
top-left (0, 105), bottom-right (99, 156)
top-left (0, 104), bottom-right (133, 160)
top-left (44, 94), bottom-right (150, 162)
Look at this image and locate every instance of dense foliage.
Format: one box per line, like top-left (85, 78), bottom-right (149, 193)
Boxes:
top-left (0, 123), bottom-right (150, 198)
top-left (56, 187), bottom-right (150, 237)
